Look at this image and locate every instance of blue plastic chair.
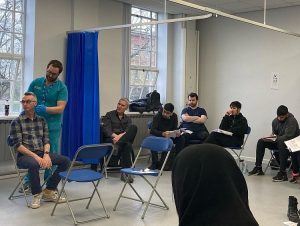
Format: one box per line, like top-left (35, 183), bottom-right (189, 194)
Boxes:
top-left (113, 136), bottom-right (173, 219)
top-left (225, 126), bottom-right (251, 173)
top-left (51, 143), bottom-right (113, 225)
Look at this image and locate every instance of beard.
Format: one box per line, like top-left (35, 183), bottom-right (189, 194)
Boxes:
top-left (46, 74), bottom-right (58, 83)
top-left (189, 103), bottom-right (197, 108)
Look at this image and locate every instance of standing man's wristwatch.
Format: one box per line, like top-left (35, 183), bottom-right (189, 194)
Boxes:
top-left (44, 150), bottom-right (50, 154)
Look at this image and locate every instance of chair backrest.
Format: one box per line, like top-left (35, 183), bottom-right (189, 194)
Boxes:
top-left (241, 126), bottom-right (251, 148)
top-left (75, 143), bottom-right (113, 163)
top-left (7, 135), bottom-right (14, 147)
top-left (141, 136), bottom-right (173, 152)
top-left (147, 120), bottom-right (153, 130)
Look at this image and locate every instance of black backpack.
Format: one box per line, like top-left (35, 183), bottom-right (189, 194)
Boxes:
top-left (129, 90), bottom-right (162, 114)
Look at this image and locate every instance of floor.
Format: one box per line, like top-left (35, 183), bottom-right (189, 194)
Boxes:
top-left (0, 161), bottom-right (299, 226)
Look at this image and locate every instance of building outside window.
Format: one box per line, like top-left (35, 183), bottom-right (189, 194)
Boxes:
top-left (0, 0), bottom-right (24, 115)
top-left (129, 7), bottom-right (158, 101)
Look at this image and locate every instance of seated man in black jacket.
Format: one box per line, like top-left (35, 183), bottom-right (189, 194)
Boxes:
top-left (150, 103), bottom-right (185, 170)
top-left (204, 101), bottom-right (248, 147)
top-left (102, 98), bottom-right (137, 183)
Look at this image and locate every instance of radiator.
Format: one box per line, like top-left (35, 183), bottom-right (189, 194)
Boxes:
top-left (127, 113), bottom-right (154, 148)
top-left (0, 120), bottom-right (12, 161)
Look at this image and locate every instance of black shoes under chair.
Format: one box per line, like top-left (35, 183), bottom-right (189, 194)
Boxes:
top-left (248, 166), bottom-right (264, 176)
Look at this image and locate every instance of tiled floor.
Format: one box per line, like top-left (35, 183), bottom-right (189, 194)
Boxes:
top-left (0, 161), bottom-right (299, 226)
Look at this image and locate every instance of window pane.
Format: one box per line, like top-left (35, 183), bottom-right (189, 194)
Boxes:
top-left (0, 9), bottom-right (12, 31)
top-left (12, 101), bottom-right (21, 112)
top-left (13, 79), bottom-right (21, 101)
top-left (139, 50), bottom-right (150, 66)
top-left (14, 33), bottom-right (22, 54)
top-left (131, 7), bottom-right (140, 15)
top-left (0, 80), bottom-right (10, 100)
top-left (0, 32), bottom-right (12, 53)
top-left (129, 86), bottom-right (142, 101)
top-left (0, 0), bottom-right (13, 10)
top-left (141, 10), bottom-right (150, 18)
top-left (0, 58), bottom-right (21, 80)
top-left (151, 52), bottom-right (156, 67)
top-left (15, 12), bottom-right (23, 33)
top-left (15, 0), bottom-right (24, 12)
top-left (144, 71), bottom-right (157, 86)
top-left (141, 86), bottom-right (153, 98)
top-left (130, 70), bottom-right (145, 86)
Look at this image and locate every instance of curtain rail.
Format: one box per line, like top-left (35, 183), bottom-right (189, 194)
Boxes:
top-left (170, 0), bottom-right (300, 38)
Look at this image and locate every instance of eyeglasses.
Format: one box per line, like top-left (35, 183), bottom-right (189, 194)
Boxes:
top-left (20, 100), bottom-right (36, 104)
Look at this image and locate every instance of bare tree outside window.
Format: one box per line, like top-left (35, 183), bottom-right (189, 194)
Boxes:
top-left (0, 0), bottom-right (24, 115)
top-left (129, 7), bottom-right (158, 101)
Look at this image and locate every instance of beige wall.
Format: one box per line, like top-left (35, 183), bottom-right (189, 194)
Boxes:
top-left (198, 6), bottom-right (300, 160)
top-left (33, 0), bottom-right (124, 115)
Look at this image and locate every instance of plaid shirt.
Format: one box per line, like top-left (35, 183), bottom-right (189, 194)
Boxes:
top-left (9, 111), bottom-right (50, 153)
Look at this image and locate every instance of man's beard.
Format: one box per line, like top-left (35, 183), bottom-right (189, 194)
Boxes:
top-left (46, 74), bottom-right (57, 83)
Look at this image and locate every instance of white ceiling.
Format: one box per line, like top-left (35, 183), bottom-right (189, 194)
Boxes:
top-left (116, 0), bottom-right (300, 14)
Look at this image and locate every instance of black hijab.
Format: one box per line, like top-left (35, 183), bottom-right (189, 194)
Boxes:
top-left (172, 144), bottom-right (259, 226)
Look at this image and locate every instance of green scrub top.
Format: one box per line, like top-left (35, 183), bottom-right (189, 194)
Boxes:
top-left (28, 77), bottom-right (68, 131)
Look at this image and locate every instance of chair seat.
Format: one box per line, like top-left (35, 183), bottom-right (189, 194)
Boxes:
top-left (59, 169), bottom-right (103, 182)
top-left (121, 168), bottom-right (159, 176)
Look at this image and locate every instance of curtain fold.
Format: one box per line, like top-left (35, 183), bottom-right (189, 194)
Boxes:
top-left (61, 32), bottom-right (100, 159)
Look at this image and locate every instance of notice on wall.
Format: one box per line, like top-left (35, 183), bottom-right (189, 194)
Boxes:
top-left (271, 73), bottom-right (279, 90)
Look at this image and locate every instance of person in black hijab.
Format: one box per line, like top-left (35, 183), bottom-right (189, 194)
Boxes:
top-left (172, 144), bottom-right (258, 226)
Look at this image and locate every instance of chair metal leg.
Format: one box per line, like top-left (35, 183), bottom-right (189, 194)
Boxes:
top-left (92, 181), bottom-right (110, 218)
top-left (113, 182), bottom-right (128, 211)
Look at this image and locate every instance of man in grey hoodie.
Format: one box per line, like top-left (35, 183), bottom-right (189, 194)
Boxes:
top-left (249, 105), bottom-right (299, 182)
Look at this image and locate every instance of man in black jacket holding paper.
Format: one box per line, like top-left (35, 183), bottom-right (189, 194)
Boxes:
top-left (150, 103), bottom-right (185, 170)
top-left (204, 101), bottom-right (248, 147)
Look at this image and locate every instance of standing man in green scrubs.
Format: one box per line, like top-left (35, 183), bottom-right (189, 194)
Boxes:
top-left (20, 60), bottom-right (68, 192)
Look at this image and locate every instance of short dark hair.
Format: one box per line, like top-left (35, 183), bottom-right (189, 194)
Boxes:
top-left (47, 60), bottom-right (63, 74)
top-left (164, 103), bottom-right (174, 113)
top-left (230, 101), bottom-right (241, 109)
top-left (277, 105), bottom-right (288, 116)
top-left (188, 92), bottom-right (198, 100)
top-left (24, 92), bottom-right (37, 101)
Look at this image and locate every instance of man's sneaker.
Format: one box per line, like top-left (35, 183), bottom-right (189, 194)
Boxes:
top-left (19, 183), bottom-right (31, 194)
top-left (120, 173), bottom-right (134, 183)
top-left (42, 189), bottom-right (66, 203)
top-left (272, 171), bottom-right (288, 182)
top-left (31, 193), bottom-right (42, 209)
top-left (248, 167), bottom-right (264, 176)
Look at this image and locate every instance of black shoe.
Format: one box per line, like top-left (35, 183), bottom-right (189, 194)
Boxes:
top-left (149, 163), bottom-right (157, 170)
top-left (272, 171), bottom-right (288, 182)
top-left (288, 196), bottom-right (300, 223)
top-left (163, 165), bottom-right (171, 171)
top-left (248, 167), bottom-right (264, 176)
top-left (120, 173), bottom-right (134, 183)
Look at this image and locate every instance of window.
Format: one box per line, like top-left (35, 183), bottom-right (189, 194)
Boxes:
top-left (0, 0), bottom-right (24, 115)
top-left (129, 7), bottom-right (158, 101)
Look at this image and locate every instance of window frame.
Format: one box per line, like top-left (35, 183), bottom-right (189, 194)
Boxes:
top-left (129, 7), bottom-right (158, 101)
top-left (0, 0), bottom-right (25, 115)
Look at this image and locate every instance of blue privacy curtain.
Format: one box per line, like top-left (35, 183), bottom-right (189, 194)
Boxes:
top-left (61, 32), bottom-right (100, 159)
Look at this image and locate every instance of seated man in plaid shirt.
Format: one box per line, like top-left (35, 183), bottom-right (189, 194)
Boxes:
top-left (9, 92), bottom-right (70, 209)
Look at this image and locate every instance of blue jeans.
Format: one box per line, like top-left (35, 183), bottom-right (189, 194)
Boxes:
top-left (17, 151), bottom-right (70, 195)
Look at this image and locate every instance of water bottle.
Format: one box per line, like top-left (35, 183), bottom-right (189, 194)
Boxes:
top-left (5, 99), bottom-right (9, 116)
